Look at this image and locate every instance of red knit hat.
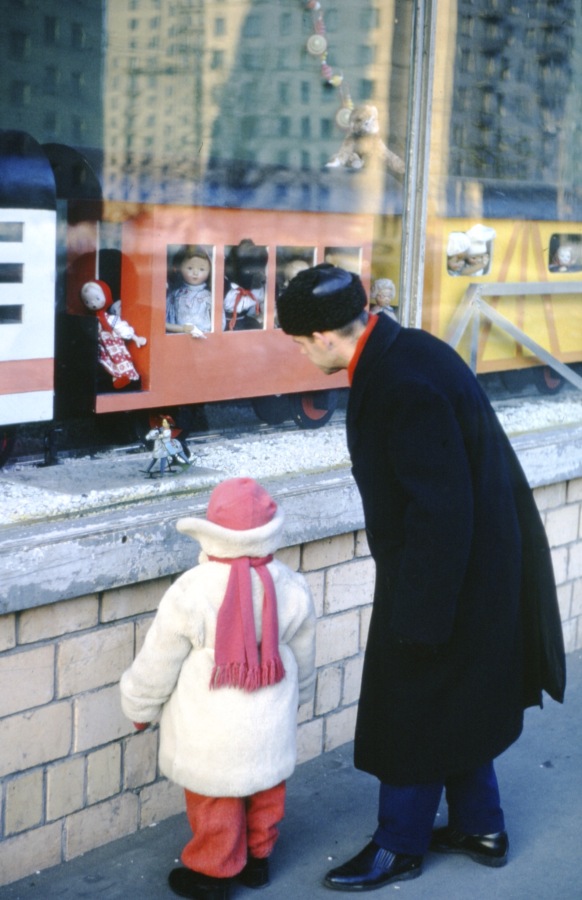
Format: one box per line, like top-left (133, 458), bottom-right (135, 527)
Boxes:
top-left (207, 477), bottom-right (277, 531)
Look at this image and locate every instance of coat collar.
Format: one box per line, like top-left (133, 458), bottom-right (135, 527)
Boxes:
top-left (347, 313), bottom-right (402, 434)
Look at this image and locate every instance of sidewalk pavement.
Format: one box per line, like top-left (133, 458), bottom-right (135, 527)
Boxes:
top-left (2, 651), bottom-right (581, 900)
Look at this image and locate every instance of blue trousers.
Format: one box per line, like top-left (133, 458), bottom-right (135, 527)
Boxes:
top-left (374, 761), bottom-right (505, 856)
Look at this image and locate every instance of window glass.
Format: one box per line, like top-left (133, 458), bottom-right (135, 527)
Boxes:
top-left (425, 0), bottom-right (582, 414)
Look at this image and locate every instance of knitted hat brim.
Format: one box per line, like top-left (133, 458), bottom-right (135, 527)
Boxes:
top-left (176, 506), bottom-right (285, 558)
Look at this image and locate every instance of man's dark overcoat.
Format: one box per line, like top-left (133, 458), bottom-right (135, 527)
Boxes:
top-left (348, 314), bottom-right (565, 786)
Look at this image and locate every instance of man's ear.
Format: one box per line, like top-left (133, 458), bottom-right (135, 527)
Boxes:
top-left (313, 330), bottom-right (334, 349)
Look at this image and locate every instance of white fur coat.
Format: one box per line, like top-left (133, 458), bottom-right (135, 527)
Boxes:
top-left (120, 557), bottom-right (316, 797)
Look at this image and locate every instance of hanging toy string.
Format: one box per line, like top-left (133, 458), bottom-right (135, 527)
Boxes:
top-left (303, 0), bottom-right (353, 129)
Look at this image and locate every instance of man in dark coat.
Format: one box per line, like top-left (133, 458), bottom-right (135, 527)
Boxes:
top-left (276, 264), bottom-right (565, 891)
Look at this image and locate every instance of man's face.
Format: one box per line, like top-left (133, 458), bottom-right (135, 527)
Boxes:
top-left (292, 334), bottom-right (343, 375)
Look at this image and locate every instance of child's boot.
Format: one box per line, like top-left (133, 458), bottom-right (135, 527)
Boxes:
top-left (168, 867), bottom-right (230, 900)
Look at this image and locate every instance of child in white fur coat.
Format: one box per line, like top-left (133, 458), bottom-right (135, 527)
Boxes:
top-left (120, 478), bottom-right (316, 900)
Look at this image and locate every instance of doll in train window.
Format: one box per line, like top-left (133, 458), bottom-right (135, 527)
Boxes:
top-left (166, 244), bottom-right (221, 337)
top-left (223, 239), bottom-right (268, 331)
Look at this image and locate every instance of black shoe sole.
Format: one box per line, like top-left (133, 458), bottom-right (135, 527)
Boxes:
top-left (431, 844), bottom-right (507, 868)
top-left (323, 866), bottom-right (422, 892)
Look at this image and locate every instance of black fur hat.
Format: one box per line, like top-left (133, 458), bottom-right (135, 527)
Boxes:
top-left (276, 264), bottom-right (367, 335)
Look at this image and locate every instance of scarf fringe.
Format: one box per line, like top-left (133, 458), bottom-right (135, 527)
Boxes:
top-left (211, 658), bottom-right (285, 692)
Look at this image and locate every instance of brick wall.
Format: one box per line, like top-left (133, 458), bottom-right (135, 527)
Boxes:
top-left (1, 481), bottom-right (581, 887)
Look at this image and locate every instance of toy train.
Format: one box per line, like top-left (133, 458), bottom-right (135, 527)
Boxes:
top-left (0, 131), bottom-right (374, 466)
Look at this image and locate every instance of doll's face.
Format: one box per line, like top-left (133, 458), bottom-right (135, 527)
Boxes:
top-left (283, 259), bottom-right (309, 285)
top-left (371, 281), bottom-right (396, 306)
top-left (466, 252), bottom-right (488, 267)
top-left (179, 255), bottom-right (210, 286)
top-left (81, 282), bottom-right (106, 311)
top-left (447, 254), bottom-right (466, 273)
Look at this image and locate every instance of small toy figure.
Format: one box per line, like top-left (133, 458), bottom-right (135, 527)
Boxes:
top-left (369, 278), bottom-right (398, 320)
top-left (166, 245), bottom-right (221, 337)
top-left (120, 478), bottom-right (316, 899)
top-left (325, 104), bottom-right (405, 176)
top-left (80, 280), bottom-right (147, 390)
top-left (445, 225), bottom-right (496, 277)
top-left (223, 239), bottom-right (268, 331)
top-left (145, 417), bottom-right (193, 477)
top-left (550, 245), bottom-right (576, 272)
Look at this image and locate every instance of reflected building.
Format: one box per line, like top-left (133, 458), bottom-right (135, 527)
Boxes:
top-left (0, 0), bottom-right (103, 166)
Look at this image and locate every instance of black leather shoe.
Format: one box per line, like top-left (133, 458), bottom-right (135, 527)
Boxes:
top-left (237, 855), bottom-right (270, 888)
top-left (430, 825), bottom-right (509, 867)
top-left (168, 867), bottom-right (230, 899)
top-left (324, 841), bottom-right (422, 891)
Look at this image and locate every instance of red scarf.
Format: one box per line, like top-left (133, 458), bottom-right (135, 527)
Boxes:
top-left (228, 287), bottom-right (260, 330)
top-left (208, 554), bottom-right (285, 692)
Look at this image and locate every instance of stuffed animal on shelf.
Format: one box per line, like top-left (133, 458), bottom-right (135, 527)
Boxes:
top-left (325, 104), bottom-right (405, 176)
top-left (80, 280), bottom-right (147, 390)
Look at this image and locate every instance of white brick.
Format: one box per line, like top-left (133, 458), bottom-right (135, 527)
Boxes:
top-left (0, 702), bottom-right (72, 778)
top-left (360, 606), bottom-right (373, 650)
top-left (355, 530), bottom-right (370, 558)
top-left (566, 478), bottom-right (582, 504)
top-left (5, 770), bottom-right (44, 835)
top-left (64, 794), bottom-right (139, 860)
top-left (123, 729), bottom-right (158, 790)
top-left (87, 744), bottom-right (122, 804)
top-left (18, 596), bottom-right (98, 644)
top-left (296, 718), bottom-right (324, 764)
top-left (567, 544), bottom-right (582, 582)
top-left (534, 482), bottom-right (566, 511)
top-left (325, 558), bottom-right (375, 613)
top-left (551, 547), bottom-right (568, 584)
top-left (0, 645), bottom-right (55, 718)
top-left (303, 570), bottom-right (324, 618)
top-left (138, 778), bottom-right (184, 827)
top-left (57, 624), bottom-right (134, 697)
top-left (544, 504), bottom-right (580, 547)
top-left (0, 614), bottom-right (16, 652)
top-left (0, 823), bottom-right (62, 888)
top-left (315, 666), bottom-right (342, 715)
top-left (315, 612), bottom-right (360, 668)
top-left (74, 684), bottom-right (133, 753)
top-left (275, 544), bottom-right (300, 570)
top-left (557, 583), bottom-right (572, 621)
top-left (343, 655), bottom-right (364, 705)
top-left (561, 618), bottom-right (579, 654)
top-left (101, 578), bottom-right (168, 623)
top-left (302, 533), bottom-right (354, 572)
top-left (324, 705), bottom-right (358, 752)
top-left (46, 756), bottom-right (86, 821)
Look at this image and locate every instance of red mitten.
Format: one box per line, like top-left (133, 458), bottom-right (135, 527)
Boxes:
top-left (134, 722), bottom-right (150, 731)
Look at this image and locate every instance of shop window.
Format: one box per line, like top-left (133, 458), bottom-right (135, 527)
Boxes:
top-left (0, 306), bottom-right (22, 324)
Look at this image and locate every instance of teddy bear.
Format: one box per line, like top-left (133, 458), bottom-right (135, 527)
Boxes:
top-left (325, 104), bottom-right (405, 176)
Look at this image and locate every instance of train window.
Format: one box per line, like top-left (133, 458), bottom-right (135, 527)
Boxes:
top-left (275, 246), bottom-right (316, 328)
top-left (165, 244), bottom-right (215, 336)
top-left (0, 305), bottom-right (22, 324)
top-left (0, 223), bottom-right (23, 242)
top-left (324, 247), bottom-right (363, 274)
top-left (0, 263), bottom-right (24, 283)
top-left (445, 225), bottom-right (496, 277)
top-left (223, 240), bottom-right (267, 332)
top-left (548, 235), bottom-right (582, 273)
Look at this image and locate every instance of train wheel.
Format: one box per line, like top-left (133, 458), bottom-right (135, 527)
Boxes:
top-left (533, 365), bottom-right (565, 395)
top-left (289, 390), bottom-right (339, 429)
top-left (0, 429), bottom-right (15, 468)
top-left (251, 395), bottom-right (291, 425)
